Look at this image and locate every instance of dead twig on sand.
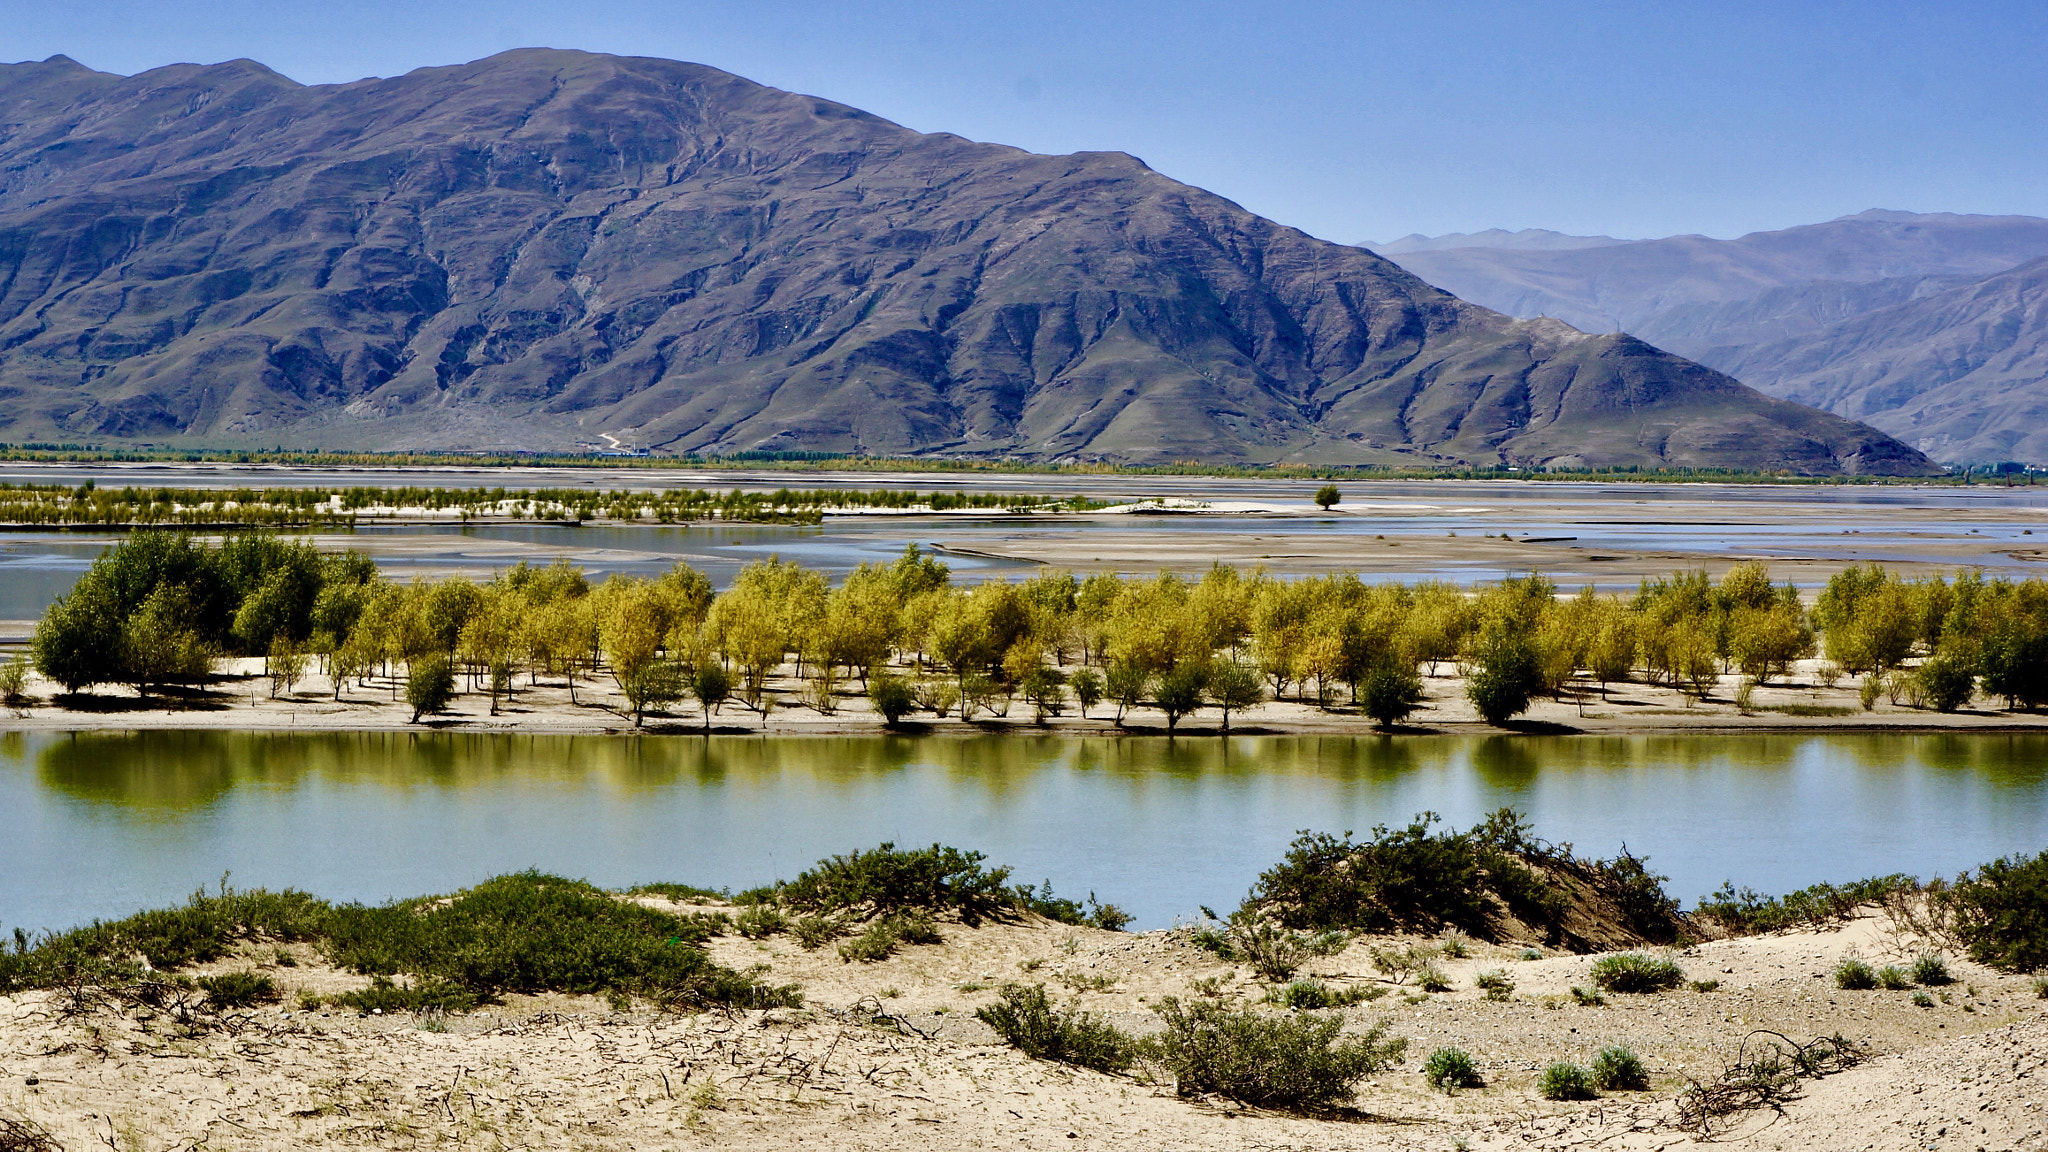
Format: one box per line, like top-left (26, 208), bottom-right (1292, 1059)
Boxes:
top-left (0, 1116), bottom-right (63, 1152)
top-left (1673, 1030), bottom-right (1865, 1137)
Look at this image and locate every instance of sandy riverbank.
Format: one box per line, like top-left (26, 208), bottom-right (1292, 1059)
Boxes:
top-left (2, 656), bottom-right (2044, 738)
top-left (1, 903), bottom-right (2039, 1151)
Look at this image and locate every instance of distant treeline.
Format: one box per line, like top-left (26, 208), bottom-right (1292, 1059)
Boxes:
top-left (19, 531), bottom-right (2048, 729)
top-left (0, 443), bottom-right (1998, 483)
top-left (0, 481), bottom-right (1086, 527)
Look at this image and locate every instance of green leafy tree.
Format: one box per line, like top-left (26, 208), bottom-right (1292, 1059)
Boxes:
top-left (1020, 665), bottom-right (1069, 722)
top-left (1206, 659), bottom-right (1264, 733)
top-left (1361, 661), bottom-right (1425, 729)
top-left (406, 655), bottom-right (456, 723)
top-left (33, 577), bottom-right (123, 693)
top-left (1104, 660), bottom-right (1149, 727)
top-left (120, 585), bottom-right (212, 696)
top-left (1466, 626), bottom-right (1539, 725)
top-left (1154, 664), bottom-right (1209, 733)
top-left (1916, 654), bottom-right (1975, 713)
top-left (1069, 668), bottom-right (1103, 717)
top-left (619, 660), bottom-right (683, 726)
top-left (267, 635), bottom-right (307, 699)
top-left (1313, 485), bottom-right (1341, 511)
top-left (689, 661), bottom-right (733, 731)
top-left (1981, 616), bottom-right (2048, 710)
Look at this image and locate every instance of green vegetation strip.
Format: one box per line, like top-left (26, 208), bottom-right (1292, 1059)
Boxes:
top-left (16, 529), bottom-right (2048, 734)
top-left (0, 480), bottom-right (1091, 527)
top-left (0, 843), bottom-right (1127, 1009)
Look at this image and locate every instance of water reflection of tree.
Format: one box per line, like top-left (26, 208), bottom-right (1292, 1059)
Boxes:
top-left (37, 730), bottom-right (2048, 822)
top-left (40, 731), bottom-right (248, 809)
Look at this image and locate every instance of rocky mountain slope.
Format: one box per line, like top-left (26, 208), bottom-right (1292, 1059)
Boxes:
top-left (1706, 256), bottom-right (2048, 465)
top-left (0, 51), bottom-right (1933, 473)
top-left (1379, 211), bottom-right (2048, 341)
top-left (1378, 212), bottom-right (2048, 464)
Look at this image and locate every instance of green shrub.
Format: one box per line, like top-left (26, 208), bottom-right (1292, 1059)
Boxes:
top-left (0, 653), bottom-right (30, 703)
top-left (976, 984), bottom-right (1135, 1074)
top-left (1939, 848), bottom-right (2048, 972)
top-left (1834, 957), bottom-right (1877, 990)
top-left (735, 904), bottom-right (788, 938)
top-left (0, 872), bottom-right (793, 1014)
top-left (1539, 1062), bottom-right (1596, 1100)
top-left (1232, 920), bottom-right (1310, 982)
top-left (1690, 979), bottom-right (1720, 993)
top-left (1438, 929), bottom-right (1471, 958)
top-left (1147, 997), bottom-right (1406, 1111)
top-left (1416, 964), bottom-right (1452, 993)
top-left (1248, 812), bottom-right (1562, 937)
top-left (890, 910), bottom-right (942, 945)
top-left (1588, 852), bottom-right (1683, 943)
top-left (1569, 986), bottom-right (1605, 1006)
top-left (791, 914), bottom-right (843, 950)
top-left (1590, 1045), bottom-right (1649, 1091)
top-left (1369, 942), bottom-right (1441, 985)
top-left (870, 674), bottom-right (916, 725)
top-left (629, 881), bottom-right (726, 903)
top-left (1917, 656), bottom-right (1975, 713)
top-left (1474, 970), bottom-right (1514, 1000)
top-left (1590, 953), bottom-right (1684, 993)
top-left (320, 871), bottom-right (790, 1008)
top-left (1695, 874), bottom-right (1918, 935)
top-left (780, 842), bottom-right (1016, 924)
top-left (1422, 1046), bottom-right (1482, 1091)
top-left (1263, 978), bottom-right (1382, 1010)
top-left (1910, 953), bottom-right (1953, 986)
top-left (1013, 880), bottom-right (1133, 931)
top-left (1875, 966), bottom-right (1912, 990)
top-left (1913, 990), bottom-right (1936, 1008)
top-left (837, 912), bottom-right (942, 963)
top-left (197, 971), bottom-right (280, 1009)
top-left (332, 975), bottom-right (478, 1014)
top-left (0, 882), bottom-right (329, 993)
top-left (2032, 976), bottom-right (2048, 999)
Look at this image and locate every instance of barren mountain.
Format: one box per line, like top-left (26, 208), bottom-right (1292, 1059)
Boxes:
top-left (0, 51), bottom-right (1933, 473)
top-left (1378, 212), bottom-right (2048, 465)
top-left (1706, 256), bottom-right (2048, 465)
top-left (1379, 210), bottom-right (2048, 342)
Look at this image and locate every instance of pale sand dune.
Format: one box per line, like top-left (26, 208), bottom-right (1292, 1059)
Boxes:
top-left (1, 907), bottom-right (2039, 1150)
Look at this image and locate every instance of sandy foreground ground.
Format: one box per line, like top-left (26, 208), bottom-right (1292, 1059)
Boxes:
top-left (2, 905), bottom-right (2042, 1151)
top-left (2, 655), bottom-right (2045, 739)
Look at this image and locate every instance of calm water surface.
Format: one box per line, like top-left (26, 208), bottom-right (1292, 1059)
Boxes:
top-left (3, 730), bottom-right (2045, 934)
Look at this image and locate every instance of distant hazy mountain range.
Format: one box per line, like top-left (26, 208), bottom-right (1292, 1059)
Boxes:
top-left (1362, 229), bottom-right (1628, 255)
top-left (0, 51), bottom-right (1933, 474)
top-left (1373, 211), bottom-right (2048, 465)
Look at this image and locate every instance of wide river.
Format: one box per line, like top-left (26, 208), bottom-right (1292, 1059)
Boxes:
top-left (4, 730), bottom-right (2044, 935)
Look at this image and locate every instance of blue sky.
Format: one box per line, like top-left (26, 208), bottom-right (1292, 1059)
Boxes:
top-left (10, 0), bottom-right (2045, 243)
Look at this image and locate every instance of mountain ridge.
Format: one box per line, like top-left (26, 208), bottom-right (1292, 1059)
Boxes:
top-left (0, 50), bottom-right (1935, 474)
top-left (1378, 210), bottom-right (2048, 464)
